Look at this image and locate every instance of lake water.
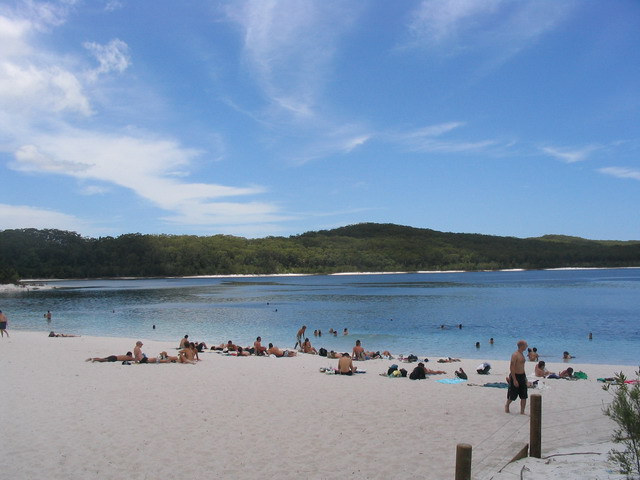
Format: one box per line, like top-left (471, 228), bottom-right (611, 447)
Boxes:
top-left (2, 269), bottom-right (639, 365)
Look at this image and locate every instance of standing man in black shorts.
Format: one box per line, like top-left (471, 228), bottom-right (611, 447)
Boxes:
top-left (0, 310), bottom-right (8, 338)
top-left (505, 339), bottom-right (528, 414)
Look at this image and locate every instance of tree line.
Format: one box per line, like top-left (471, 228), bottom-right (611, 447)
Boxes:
top-left (1, 223), bottom-right (639, 283)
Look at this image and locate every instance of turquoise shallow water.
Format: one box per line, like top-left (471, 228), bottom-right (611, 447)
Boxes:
top-left (2, 269), bottom-right (639, 365)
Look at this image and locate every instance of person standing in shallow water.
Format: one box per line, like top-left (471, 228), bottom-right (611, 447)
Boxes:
top-left (505, 340), bottom-right (528, 415)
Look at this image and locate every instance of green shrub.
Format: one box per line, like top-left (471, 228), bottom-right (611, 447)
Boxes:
top-left (603, 370), bottom-right (640, 478)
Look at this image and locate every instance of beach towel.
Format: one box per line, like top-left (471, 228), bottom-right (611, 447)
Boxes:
top-left (482, 382), bottom-right (509, 389)
top-left (436, 378), bottom-right (466, 384)
top-left (573, 371), bottom-right (588, 380)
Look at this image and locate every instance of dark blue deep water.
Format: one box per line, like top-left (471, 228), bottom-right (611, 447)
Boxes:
top-left (2, 269), bottom-right (639, 365)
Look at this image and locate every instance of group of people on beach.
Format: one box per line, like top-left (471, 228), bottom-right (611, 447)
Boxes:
top-left (86, 340), bottom-right (199, 364)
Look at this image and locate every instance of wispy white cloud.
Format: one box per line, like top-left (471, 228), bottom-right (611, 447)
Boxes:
top-left (0, 203), bottom-right (89, 232)
top-left (104, 0), bottom-right (123, 12)
top-left (408, 0), bottom-right (501, 47)
top-left (405, 0), bottom-right (573, 66)
top-left (84, 38), bottom-right (131, 81)
top-left (289, 121), bottom-right (374, 165)
top-left (541, 145), bottom-right (599, 163)
top-left (388, 121), bottom-right (497, 154)
top-left (225, 0), bottom-right (357, 121)
top-left (598, 167), bottom-right (640, 181)
top-left (79, 184), bottom-right (110, 195)
top-left (10, 129), bottom-right (285, 225)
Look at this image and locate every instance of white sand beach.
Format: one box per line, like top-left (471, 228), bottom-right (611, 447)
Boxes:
top-left (0, 331), bottom-right (635, 479)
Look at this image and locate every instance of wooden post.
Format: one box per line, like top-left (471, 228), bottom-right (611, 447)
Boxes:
top-left (455, 443), bottom-right (472, 480)
top-left (530, 393), bottom-right (542, 458)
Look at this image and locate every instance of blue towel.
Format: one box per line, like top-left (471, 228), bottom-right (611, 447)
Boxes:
top-left (436, 378), bottom-right (466, 384)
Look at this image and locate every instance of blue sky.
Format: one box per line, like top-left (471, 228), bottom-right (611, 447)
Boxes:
top-left (0, 0), bottom-right (638, 240)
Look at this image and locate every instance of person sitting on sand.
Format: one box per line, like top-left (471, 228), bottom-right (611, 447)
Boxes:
top-left (49, 331), bottom-right (78, 337)
top-left (177, 344), bottom-right (197, 364)
top-left (267, 343), bottom-right (296, 357)
top-left (534, 360), bottom-right (554, 378)
top-left (352, 339), bottom-right (366, 360)
top-left (409, 363), bottom-right (428, 380)
top-left (302, 338), bottom-right (317, 354)
top-left (254, 336), bottom-right (267, 356)
top-left (527, 347), bottom-right (539, 362)
top-left (337, 353), bottom-right (356, 375)
top-left (455, 368), bottom-right (468, 380)
top-left (179, 335), bottom-right (189, 349)
top-left (559, 367), bottom-right (574, 378)
top-left (86, 352), bottom-right (134, 363)
top-left (134, 341), bottom-right (149, 364)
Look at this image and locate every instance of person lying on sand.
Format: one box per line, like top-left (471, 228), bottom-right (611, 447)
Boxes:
top-left (338, 353), bottom-right (356, 375)
top-left (534, 360), bottom-right (554, 378)
top-left (86, 352), bottom-right (134, 363)
top-left (437, 357), bottom-right (461, 363)
top-left (220, 340), bottom-right (237, 352)
top-left (559, 367), bottom-right (574, 378)
top-left (157, 351), bottom-right (179, 363)
top-left (267, 343), bottom-right (296, 357)
top-left (49, 331), bottom-right (78, 337)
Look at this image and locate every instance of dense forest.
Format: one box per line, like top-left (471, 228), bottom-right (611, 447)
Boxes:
top-left (1, 223), bottom-right (639, 283)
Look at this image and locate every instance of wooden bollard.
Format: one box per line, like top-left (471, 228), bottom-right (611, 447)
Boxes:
top-left (530, 393), bottom-right (542, 458)
top-left (455, 443), bottom-right (472, 480)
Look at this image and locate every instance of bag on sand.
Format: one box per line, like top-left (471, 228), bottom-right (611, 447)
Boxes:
top-left (318, 348), bottom-right (327, 357)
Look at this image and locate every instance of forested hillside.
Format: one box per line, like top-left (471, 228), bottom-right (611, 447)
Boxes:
top-left (1, 224), bottom-right (639, 282)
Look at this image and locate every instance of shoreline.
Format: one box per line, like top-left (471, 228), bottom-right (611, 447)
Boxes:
top-left (1, 330), bottom-right (632, 479)
top-left (9, 265), bottom-right (640, 285)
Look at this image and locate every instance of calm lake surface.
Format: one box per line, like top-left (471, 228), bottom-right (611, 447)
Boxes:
top-left (2, 269), bottom-right (639, 365)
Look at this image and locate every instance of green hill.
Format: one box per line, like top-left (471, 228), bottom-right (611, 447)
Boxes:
top-left (1, 223), bottom-right (639, 282)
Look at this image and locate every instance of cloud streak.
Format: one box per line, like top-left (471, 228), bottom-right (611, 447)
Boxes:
top-left (598, 167), bottom-right (640, 182)
top-left (226, 0), bottom-right (357, 121)
top-left (541, 145), bottom-right (599, 163)
top-left (405, 0), bottom-right (574, 69)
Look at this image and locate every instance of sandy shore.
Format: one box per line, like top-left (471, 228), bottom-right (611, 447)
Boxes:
top-left (0, 331), bottom-right (634, 479)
